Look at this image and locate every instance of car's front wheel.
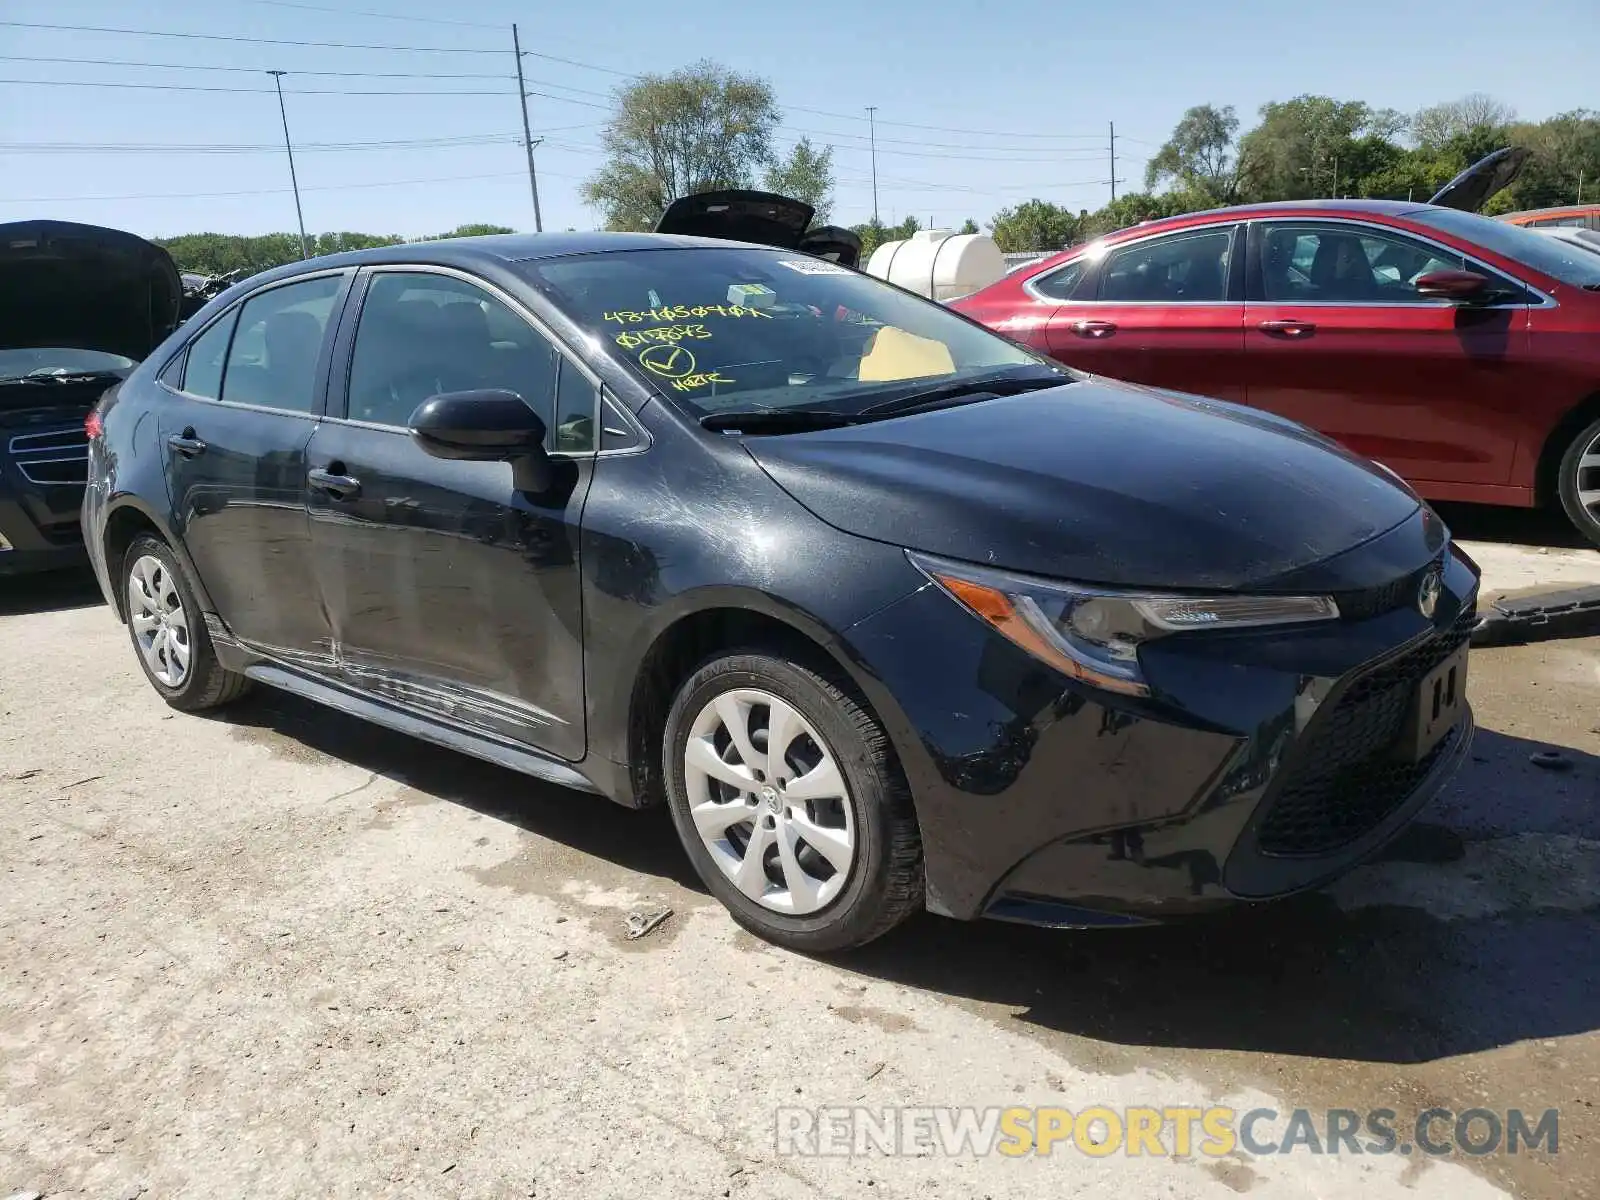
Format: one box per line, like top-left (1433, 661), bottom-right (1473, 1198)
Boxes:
top-left (663, 651), bottom-right (923, 952)
top-left (122, 533), bottom-right (250, 711)
top-left (1557, 414), bottom-right (1600, 548)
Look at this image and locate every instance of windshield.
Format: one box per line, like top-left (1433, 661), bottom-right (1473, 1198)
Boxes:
top-left (521, 247), bottom-right (1050, 417)
top-left (0, 347), bottom-right (137, 381)
top-left (1410, 207), bottom-right (1600, 288)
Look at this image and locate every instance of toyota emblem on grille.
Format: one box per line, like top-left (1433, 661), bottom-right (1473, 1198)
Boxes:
top-left (1417, 568), bottom-right (1442, 618)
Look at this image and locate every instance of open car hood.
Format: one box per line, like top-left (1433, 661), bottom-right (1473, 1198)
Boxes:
top-left (0, 219), bottom-right (182, 360)
top-left (1428, 147), bottom-right (1531, 213)
top-left (653, 190), bottom-right (860, 268)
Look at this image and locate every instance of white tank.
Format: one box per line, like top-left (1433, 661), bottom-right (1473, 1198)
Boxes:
top-left (865, 229), bottom-right (1007, 302)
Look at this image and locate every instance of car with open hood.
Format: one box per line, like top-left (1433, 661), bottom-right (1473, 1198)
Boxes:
top-left (84, 231), bottom-right (1477, 951)
top-left (1, 219), bottom-right (181, 575)
top-left (654, 189), bottom-right (862, 269)
top-left (953, 147), bottom-right (1600, 546)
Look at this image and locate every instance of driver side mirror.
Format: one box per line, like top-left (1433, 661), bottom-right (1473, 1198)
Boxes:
top-left (409, 388), bottom-right (554, 493)
top-left (1414, 269), bottom-right (1495, 303)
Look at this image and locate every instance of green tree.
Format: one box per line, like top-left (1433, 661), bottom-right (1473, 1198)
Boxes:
top-left (1145, 104), bottom-right (1242, 204)
top-left (958, 218), bottom-right (980, 234)
top-left (1236, 95), bottom-right (1373, 199)
top-left (763, 137), bottom-right (835, 221)
top-left (987, 199), bottom-right (1080, 252)
top-left (583, 60), bottom-right (781, 231)
top-left (1500, 110), bottom-right (1600, 209)
top-left (430, 223), bottom-right (515, 239)
top-left (852, 215), bottom-right (920, 259)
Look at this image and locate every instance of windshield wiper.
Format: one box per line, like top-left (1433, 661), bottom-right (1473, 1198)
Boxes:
top-left (700, 408), bottom-right (860, 433)
top-left (853, 370), bottom-right (1068, 419)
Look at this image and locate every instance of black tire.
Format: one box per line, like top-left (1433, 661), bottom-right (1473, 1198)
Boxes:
top-left (121, 533), bottom-right (251, 712)
top-left (663, 651), bottom-right (923, 953)
top-left (1556, 414), bottom-right (1600, 549)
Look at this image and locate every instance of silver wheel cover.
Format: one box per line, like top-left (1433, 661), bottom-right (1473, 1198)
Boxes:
top-left (127, 554), bottom-right (191, 688)
top-left (683, 688), bottom-right (855, 915)
top-left (1577, 429), bottom-right (1600, 523)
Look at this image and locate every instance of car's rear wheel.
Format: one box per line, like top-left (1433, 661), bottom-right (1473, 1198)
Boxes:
top-left (1557, 415), bottom-right (1600, 549)
top-left (662, 651), bottom-right (922, 952)
top-left (122, 534), bottom-right (250, 711)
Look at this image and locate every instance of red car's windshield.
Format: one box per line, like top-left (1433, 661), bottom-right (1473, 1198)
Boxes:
top-left (1412, 207), bottom-right (1600, 289)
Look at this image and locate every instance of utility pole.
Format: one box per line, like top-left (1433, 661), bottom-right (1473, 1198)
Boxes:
top-left (267, 71), bottom-right (309, 260)
top-left (511, 24), bottom-right (544, 232)
top-left (1109, 121), bottom-right (1116, 203)
top-left (1579, 170), bottom-right (1585, 204)
top-left (866, 106), bottom-right (879, 225)
top-left (1332, 155), bottom-right (1340, 199)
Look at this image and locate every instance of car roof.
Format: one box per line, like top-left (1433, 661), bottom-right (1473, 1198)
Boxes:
top-left (1501, 204), bottom-right (1600, 220)
top-left (242, 230), bottom-right (769, 287)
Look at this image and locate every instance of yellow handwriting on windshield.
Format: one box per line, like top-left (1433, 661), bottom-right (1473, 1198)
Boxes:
top-left (669, 372), bottom-right (736, 392)
top-left (604, 304), bottom-right (773, 325)
top-left (614, 323), bottom-right (712, 350)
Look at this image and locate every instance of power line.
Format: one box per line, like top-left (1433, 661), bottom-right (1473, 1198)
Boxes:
top-left (0, 77), bottom-right (517, 96)
top-left (0, 54), bottom-right (516, 80)
top-left (0, 20), bottom-right (504, 54)
top-left (0, 19), bottom-right (1134, 142)
top-left (7, 169), bottom-right (588, 205)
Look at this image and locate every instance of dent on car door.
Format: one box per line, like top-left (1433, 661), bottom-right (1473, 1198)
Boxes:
top-left (305, 268), bottom-right (597, 760)
top-left (1041, 225), bottom-right (1246, 401)
top-left (158, 271), bottom-right (350, 663)
top-left (1242, 220), bottom-right (1531, 487)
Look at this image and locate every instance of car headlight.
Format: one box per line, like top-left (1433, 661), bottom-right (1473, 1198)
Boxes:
top-left (908, 551), bottom-right (1340, 697)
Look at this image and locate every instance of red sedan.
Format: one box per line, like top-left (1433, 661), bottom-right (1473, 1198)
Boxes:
top-left (953, 200), bottom-right (1600, 545)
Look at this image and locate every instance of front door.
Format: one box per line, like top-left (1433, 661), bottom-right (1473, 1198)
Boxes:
top-left (1243, 219), bottom-right (1533, 487)
top-left (1042, 223), bottom-right (1247, 402)
top-left (158, 271), bottom-right (349, 661)
top-left (306, 267), bottom-right (599, 760)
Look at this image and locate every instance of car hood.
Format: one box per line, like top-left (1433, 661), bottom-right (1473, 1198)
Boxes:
top-left (1428, 147), bottom-right (1531, 213)
top-left (740, 379), bottom-right (1422, 590)
top-left (654, 190), bottom-right (861, 268)
top-left (0, 219), bottom-right (182, 360)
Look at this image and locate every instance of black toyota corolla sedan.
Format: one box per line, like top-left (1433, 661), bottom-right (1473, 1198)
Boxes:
top-left (82, 231), bottom-right (1478, 951)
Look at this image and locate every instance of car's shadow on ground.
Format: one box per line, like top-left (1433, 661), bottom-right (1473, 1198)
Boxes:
top-left (1434, 501), bottom-right (1590, 549)
top-left (221, 687), bottom-right (1599, 1066)
top-left (216, 688), bottom-right (705, 894)
top-left (0, 567), bottom-right (104, 616)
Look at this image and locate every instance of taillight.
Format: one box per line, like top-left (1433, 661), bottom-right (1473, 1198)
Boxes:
top-left (85, 410), bottom-right (104, 439)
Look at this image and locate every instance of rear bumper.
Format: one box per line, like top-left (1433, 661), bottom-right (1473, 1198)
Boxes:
top-left (0, 493), bottom-right (86, 575)
top-left (840, 534), bottom-right (1481, 925)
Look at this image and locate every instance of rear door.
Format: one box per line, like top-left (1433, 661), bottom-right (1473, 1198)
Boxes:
top-left (1041, 224), bottom-right (1247, 401)
top-left (158, 270), bottom-right (350, 660)
top-left (1242, 219), bottom-right (1534, 486)
top-left (305, 266), bottom-right (598, 760)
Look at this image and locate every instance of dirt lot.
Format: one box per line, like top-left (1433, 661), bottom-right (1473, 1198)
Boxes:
top-left (3, 506), bottom-right (1599, 1200)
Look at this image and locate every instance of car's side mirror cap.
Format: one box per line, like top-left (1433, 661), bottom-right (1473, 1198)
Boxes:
top-left (1414, 269), bottom-right (1494, 303)
top-left (409, 388), bottom-right (554, 492)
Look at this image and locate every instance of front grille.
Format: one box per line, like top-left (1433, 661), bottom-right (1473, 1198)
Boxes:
top-left (1332, 556), bottom-right (1441, 621)
top-left (8, 427), bottom-right (88, 486)
top-left (1255, 607), bottom-right (1474, 857)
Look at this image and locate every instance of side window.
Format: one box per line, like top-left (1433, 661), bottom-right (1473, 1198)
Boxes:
top-left (346, 272), bottom-right (558, 436)
top-left (1260, 223), bottom-right (1466, 304)
top-left (1031, 260), bottom-right (1086, 301)
top-left (1099, 229), bottom-right (1233, 303)
top-left (221, 275), bottom-right (342, 412)
top-left (180, 309), bottom-right (238, 400)
top-left (552, 358), bottom-right (598, 454)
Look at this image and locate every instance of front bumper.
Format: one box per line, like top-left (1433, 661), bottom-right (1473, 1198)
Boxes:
top-left (841, 529), bottom-right (1480, 925)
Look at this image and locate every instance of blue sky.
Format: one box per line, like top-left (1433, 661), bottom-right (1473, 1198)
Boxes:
top-left (2, 0), bottom-right (1596, 237)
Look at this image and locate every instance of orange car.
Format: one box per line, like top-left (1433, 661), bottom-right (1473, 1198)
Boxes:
top-left (1499, 204), bottom-right (1600, 230)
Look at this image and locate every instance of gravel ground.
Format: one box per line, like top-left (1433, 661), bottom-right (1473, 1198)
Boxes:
top-left (3, 512), bottom-right (1598, 1199)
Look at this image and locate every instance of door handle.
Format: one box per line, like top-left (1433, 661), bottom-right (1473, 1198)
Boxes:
top-left (1258, 319), bottom-right (1317, 339)
top-left (1070, 320), bottom-right (1119, 339)
top-left (167, 430), bottom-right (207, 457)
top-left (307, 467), bottom-right (362, 499)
